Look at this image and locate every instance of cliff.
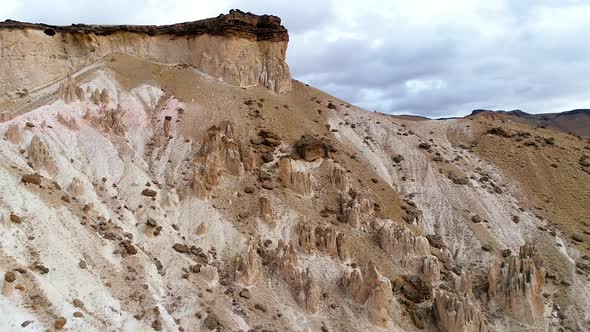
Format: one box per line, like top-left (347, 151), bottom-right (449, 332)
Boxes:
top-left (0, 9), bottom-right (292, 101)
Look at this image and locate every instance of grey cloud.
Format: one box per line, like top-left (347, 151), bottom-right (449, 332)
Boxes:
top-left (2, 0), bottom-right (589, 117)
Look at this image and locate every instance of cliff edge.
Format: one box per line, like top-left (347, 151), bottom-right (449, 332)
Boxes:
top-left (0, 9), bottom-right (292, 100)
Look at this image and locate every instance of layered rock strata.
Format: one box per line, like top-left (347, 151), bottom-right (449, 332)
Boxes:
top-left (0, 9), bottom-right (291, 102)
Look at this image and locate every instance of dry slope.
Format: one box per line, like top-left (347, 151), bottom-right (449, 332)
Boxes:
top-left (0, 11), bottom-right (589, 332)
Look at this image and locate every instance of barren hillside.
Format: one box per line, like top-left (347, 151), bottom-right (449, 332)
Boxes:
top-left (0, 10), bottom-right (588, 332)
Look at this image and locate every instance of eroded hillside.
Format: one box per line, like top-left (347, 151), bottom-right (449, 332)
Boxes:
top-left (0, 10), bottom-right (589, 332)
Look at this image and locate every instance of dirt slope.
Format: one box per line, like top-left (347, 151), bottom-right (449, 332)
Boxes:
top-left (0, 13), bottom-right (589, 332)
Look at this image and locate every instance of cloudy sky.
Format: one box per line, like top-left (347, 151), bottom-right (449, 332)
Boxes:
top-left (2, 0), bottom-right (589, 117)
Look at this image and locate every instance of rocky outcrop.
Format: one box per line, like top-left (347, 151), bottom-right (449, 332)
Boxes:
top-left (201, 265), bottom-right (219, 287)
top-left (294, 222), bottom-right (350, 261)
top-left (487, 242), bottom-right (545, 323)
top-left (5, 123), bottom-right (21, 144)
top-left (276, 244), bottom-right (322, 314)
top-left (191, 170), bottom-right (208, 199)
top-left (236, 244), bottom-right (259, 286)
top-left (163, 116), bottom-right (172, 138)
top-left (192, 122), bottom-right (256, 197)
top-left (434, 272), bottom-right (488, 332)
top-left (197, 122), bottom-right (252, 177)
top-left (336, 233), bottom-right (351, 261)
top-left (67, 177), bottom-right (85, 197)
top-left (0, 10), bottom-right (291, 101)
top-left (315, 225), bottom-right (338, 257)
top-left (279, 157), bottom-right (313, 197)
top-left (85, 103), bottom-right (126, 135)
top-left (56, 76), bottom-right (84, 103)
top-left (258, 197), bottom-right (274, 228)
top-left (297, 222), bottom-right (316, 255)
top-left (340, 191), bottom-right (373, 228)
top-left (294, 135), bottom-right (329, 161)
top-left (29, 135), bottom-right (56, 175)
top-left (2, 272), bottom-right (16, 296)
top-left (330, 162), bottom-right (349, 193)
top-left (278, 244), bottom-right (302, 290)
top-left (342, 261), bottom-right (392, 328)
top-left (379, 221), bottom-right (430, 257)
top-left (161, 189), bottom-right (179, 210)
top-left (57, 113), bottom-right (79, 130)
top-left (379, 221), bottom-right (440, 284)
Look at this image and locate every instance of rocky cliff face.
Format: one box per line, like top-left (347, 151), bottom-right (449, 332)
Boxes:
top-left (487, 242), bottom-right (546, 323)
top-left (0, 10), bottom-right (588, 332)
top-left (0, 9), bottom-right (291, 104)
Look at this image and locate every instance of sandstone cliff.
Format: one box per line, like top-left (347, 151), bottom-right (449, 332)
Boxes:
top-left (0, 9), bottom-right (291, 104)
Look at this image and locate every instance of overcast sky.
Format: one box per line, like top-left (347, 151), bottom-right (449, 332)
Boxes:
top-left (2, 0), bottom-right (589, 117)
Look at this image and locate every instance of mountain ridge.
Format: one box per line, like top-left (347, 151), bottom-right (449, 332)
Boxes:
top-left (0, 9), bottom-right (289, 41)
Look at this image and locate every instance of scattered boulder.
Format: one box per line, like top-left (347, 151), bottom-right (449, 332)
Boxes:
top-left (572, 233), bottom-right (584, 242)
top-left (203, 314), bottom-right (219, 330)
top-left (68, 177), bottom-right (85, 197)
top-left (73, 299), bottom-right (84, 308)
top-left (21, 173), bottom-right (42, 186)
top-left (4, 272), bottom-right (16, 282)
top-left (54, 317), bottom-right (67, 330)
top-left (173, 243), bottom-right (190, 254)
top-left (9, 213), bottom-right (22, 224)
top-left (258, 129), bottom-right (281, 147)
top-left (400, 275), bottom-right (432, 303)
top-left (196, 223), bottom-right (207, 236)
top-left (254, 303), bottom-right (267, 312)
top-left (239, 288), bottom-right (251, 299)
top-left (392, 154), bottom-right (404, 163)
top-left (379, 220), bottom-right (440, 284)
top-left (141, 188), bottom-right (157, 197)
top-left (418, 142), bottom-right (431, 150)
top-left (294, 134), bottom-right (329, 161)
top-left (2, 271), bottom-right (16, 296)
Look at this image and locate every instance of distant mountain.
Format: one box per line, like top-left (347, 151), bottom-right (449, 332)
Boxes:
top-left (467, 108), bottom-right (590, 137)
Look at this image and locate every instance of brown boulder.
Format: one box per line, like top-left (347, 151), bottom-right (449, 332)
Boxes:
top-left (295, 135), bottom-right (329, 161)
top-left (173, 243), bottom-right (190, 254)
top-left (141, 188), bottom-right (157, 197)
top-left (4, 272), bottom-right (16, 282)
top-left (401, 275), bottom-right (432, 303)
top-left (21, 173), bottom-right (42, 185)
top-left (54, 317), bottom-right (67, 330)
